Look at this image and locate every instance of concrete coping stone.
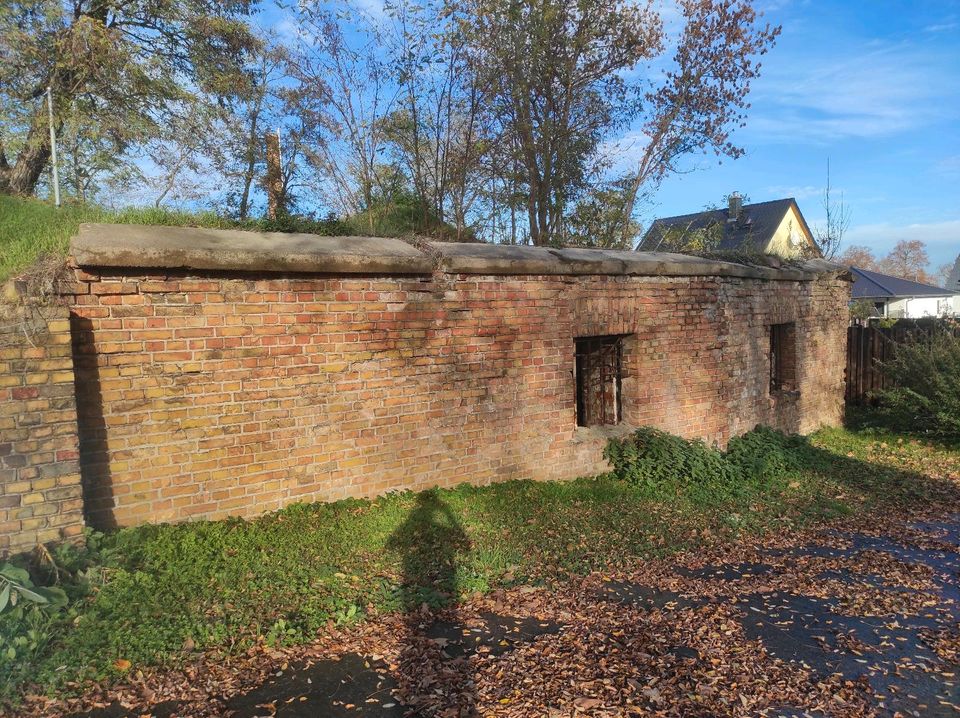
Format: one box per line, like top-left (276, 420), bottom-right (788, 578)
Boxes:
top-left (71, 224), bottom-right (434, 276)
top-left (71, 224), bottom-right (849, 281)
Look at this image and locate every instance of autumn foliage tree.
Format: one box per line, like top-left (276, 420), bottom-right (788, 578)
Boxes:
top-left (457, 0), bottom-right (780, 245)
top-left (880, 240), bottom-right (932, 284)
top-left (839, 245), bottom-right (879, 271)
top-left (839, 240), bottom-right (946, 286)
top-left (616, 0), bottom-right (780, 247)
top-left (0, 0), bottom-right (260, 198)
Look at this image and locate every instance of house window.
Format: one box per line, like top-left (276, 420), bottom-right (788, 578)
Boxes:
top-left (769, 322), bottom-right (797, 394)
top-left (575, 336), bottom-right (623, 427)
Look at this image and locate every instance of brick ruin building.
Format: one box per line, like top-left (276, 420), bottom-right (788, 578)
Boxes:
top-left (1, 223), bottom-right (852, 549)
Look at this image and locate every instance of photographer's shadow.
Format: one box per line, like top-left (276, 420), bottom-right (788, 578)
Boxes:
top-left (387, 489), bottom-right (475, 716)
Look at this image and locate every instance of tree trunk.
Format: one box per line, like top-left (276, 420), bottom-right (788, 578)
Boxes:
top-left (618, 171), bottom-right (645, 247)
top-left (0, 116), bottom-right (52, 196)
top-left (264, 131), bottom-right (283, 219)
top-left (0, 138), bottom-right (9, 194)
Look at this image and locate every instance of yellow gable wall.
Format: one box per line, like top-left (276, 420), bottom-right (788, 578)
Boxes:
top-left (764, 205), bottom-right (819, 258)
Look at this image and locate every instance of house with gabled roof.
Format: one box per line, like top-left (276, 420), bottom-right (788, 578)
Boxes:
top-left (638, 196), bottom-right (821, 259)
top-left (851, 266), bottom-right (956, 319)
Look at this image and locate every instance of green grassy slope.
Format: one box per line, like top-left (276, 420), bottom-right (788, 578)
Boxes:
top-left (0, 196), bottom-right (357, 283)
top-left (0, 195), bottom-right (470, 284)
top-left (1, 196), bottom-right (107, 282)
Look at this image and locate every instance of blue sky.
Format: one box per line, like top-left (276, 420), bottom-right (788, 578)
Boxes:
top-left (260, 0), bottom-right (959, 270)
top-left (644, 0), bottom-right (960, 270)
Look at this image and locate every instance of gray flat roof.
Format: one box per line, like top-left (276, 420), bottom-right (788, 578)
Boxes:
top-left (71, 223), bottom-right (850, 281)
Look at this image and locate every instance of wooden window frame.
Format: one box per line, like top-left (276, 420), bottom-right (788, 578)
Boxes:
top-left (575, 335), bottom-right (624, 427)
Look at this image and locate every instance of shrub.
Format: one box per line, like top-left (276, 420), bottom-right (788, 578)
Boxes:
top-left (603, 427), bottom-right (737, 494)
top-left (0, 563), bottom-right (69, 690)
top-left (725, 425), bottom-right (815, 480)
top-left (0, 532), bottom-right (118, 698)
top-left (604, 425), bottom-right (818, 499)
top-left (875, 330), bottom-right (960, 437)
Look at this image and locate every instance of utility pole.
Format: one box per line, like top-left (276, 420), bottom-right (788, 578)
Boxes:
top-left (46, 86), bottom-right (61, 207)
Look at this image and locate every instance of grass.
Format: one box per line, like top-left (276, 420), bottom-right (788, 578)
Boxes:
top-left (0, 195), bottom-right (354, 284)
top-left (2, 421), bottom-right (958, 703)
top-left (0, 195), bottom-right (469, 284)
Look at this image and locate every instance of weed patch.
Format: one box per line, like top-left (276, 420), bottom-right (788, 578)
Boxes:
top-left (873, 329), bottom-right (960, 438)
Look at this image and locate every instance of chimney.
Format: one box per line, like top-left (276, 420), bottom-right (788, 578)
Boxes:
top-left (727, 193), bottom-right (743, 223)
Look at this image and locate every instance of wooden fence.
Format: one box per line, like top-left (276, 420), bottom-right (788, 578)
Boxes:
top-left (845, 322), bottom-right (959, 404)
top-left (845, 325), bottom-right (899, 404)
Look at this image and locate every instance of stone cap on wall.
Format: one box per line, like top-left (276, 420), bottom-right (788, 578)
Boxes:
top-left (71, 223), bottom-right (433, 276)
top-left (71, 223), bottom-right (851, 281)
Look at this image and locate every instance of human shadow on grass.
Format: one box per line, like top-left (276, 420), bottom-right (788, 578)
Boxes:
top-left (386, 488), bottom-right (476, 716)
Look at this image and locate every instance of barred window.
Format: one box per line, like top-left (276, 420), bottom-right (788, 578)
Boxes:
top-left (575, 336), bottom-right (623, 427)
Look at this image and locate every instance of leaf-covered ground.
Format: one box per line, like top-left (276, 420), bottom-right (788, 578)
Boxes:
top-left (27, 505), bottom-right (960, 717)
top-left (7, 426), bottom-right (960, 716)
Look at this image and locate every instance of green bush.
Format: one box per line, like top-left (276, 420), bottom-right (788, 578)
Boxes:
top-left (603, 427), bottom-right (737, 494)
top-left (0, 532), bottom-right (119, 696)
top-left (725, 425), bottom-right (817, 479)
top-left (604, 425), bottom-right (817, 498)
top-left (875, 330), bottom-right (960, 437)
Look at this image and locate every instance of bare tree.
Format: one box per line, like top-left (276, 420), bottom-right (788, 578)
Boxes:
top-left (935, 262), bottom-right (953, 288)
top-left (285, 7), bottom-right (399, 229)
top-left (617, 0), bottom-right (780, 246)
top-left (814, 160), bottom-right (850, 259)
top-left (381, 0), bottom-right (491, 238)
top-left (880, 240), bottom-right (932, 283)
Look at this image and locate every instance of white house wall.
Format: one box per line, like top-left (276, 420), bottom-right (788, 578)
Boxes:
top-left (886, 297), bottom-right (950, 318)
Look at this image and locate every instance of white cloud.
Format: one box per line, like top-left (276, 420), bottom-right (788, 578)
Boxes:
top-left (846, 219), bottom-right (960, 247)
top-left (746, 42), bottom-right (960, 144)
top-left (925, 21), bottom-right (959, 33)
top-left (756, 0), bottom-right (808, 11)
top-left (353, 0), bottom-right (387, 20)
top-left (272, 15), bottom-right (302, 42)
top-left (764, 184), bottom-right (823, 201)
top-left (936, 155), bottom-right (960, 177)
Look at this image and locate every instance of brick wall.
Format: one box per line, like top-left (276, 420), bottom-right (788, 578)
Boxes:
top-left (62, 267), bottom-right (850, 529)
top-left (0, 304), bottom-right (84, 555)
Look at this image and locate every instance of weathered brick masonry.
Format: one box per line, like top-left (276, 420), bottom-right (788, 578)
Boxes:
top-left (60, 225), bottom-right (851, 529)
top-left (0, 303), bottom-right (84, 554)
